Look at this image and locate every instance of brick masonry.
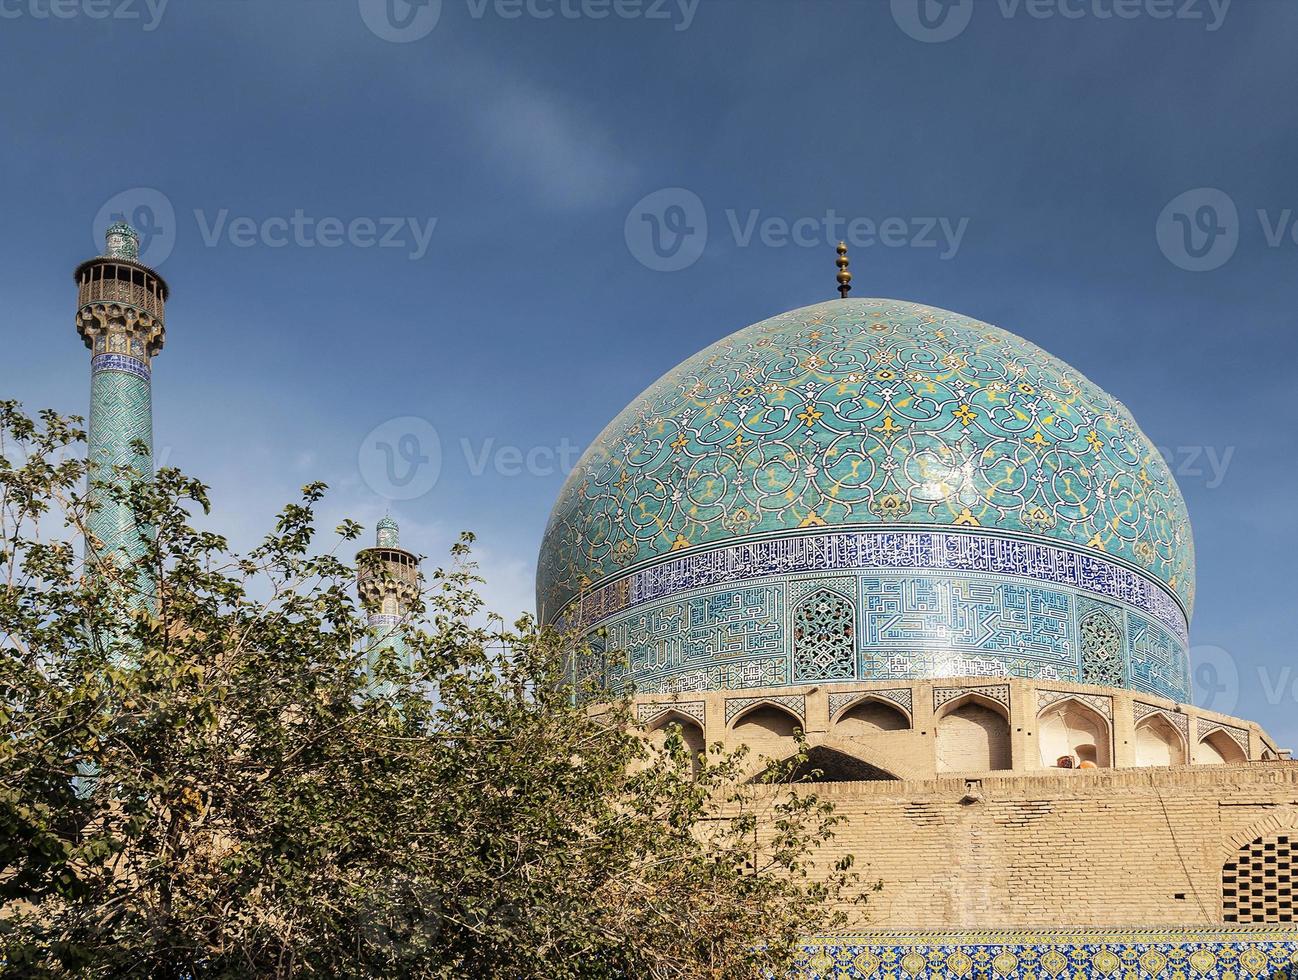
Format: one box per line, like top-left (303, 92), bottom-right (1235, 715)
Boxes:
top-left (807, 763), bottom-right (1298, 930)
top-left (634, 677), bottom-right (1298, 931)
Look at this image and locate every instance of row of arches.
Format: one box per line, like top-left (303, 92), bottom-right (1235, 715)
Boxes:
top-left (645, 694), bottom-right (1249, 777)
top-left (646, 701), bottom-right (913, 780)
top-left (648, 693), bottom-right (1012, 775)
top-left (1038, 700), bottom-right (1248, 769)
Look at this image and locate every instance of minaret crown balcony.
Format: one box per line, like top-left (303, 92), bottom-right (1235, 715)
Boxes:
top-left (74, 225), bottom-right (169, 360)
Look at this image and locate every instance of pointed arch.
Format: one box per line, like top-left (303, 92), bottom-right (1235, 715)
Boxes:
top-left (731, 701), bottom-right (803, 739)
top-left (645, 708), bottom-right (705, 741)
top-left (1134, 711), bottom-right (1188, 767)
top-left (833, 694), bottom-right (911, 734)
top-left (645, 710), bottom-right (705, 772)
top-left (1037, 696), bottom-right (1112, 768)
top-left (1197, 727), bottom-right (1248, 765)
top-left (935, 690), bottom-right (1009, 721)
top-left (935, 693), bottom-right (1011, 773)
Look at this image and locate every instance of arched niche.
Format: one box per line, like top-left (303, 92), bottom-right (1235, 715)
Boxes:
top-left (645, 712), bottom-right (705, 771)
top-left (935, 695), bottom-right (1012, 773)
top-left (1134, 713), bottom-right (1187, 767)
top-left (1038, 698), bottom-right (1111, 769)
top-left (731, 703), bottom-right (802, 756)
top-left (835, 697), bottom-right (910, 736)
top-left (1198, 728), bottom-right (1248, 765)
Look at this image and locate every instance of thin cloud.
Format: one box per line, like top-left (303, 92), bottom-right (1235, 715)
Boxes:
top-left (474, 87), bottom-right (638, 210)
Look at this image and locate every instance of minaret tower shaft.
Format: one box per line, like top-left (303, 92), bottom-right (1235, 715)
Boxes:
top-left (74, 223), bottom-right (168, 573)
top-left (357, 517), bottom-right (421, 679)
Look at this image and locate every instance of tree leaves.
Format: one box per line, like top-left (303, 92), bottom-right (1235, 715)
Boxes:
top-left (0, 404), bottom-right (860, 979)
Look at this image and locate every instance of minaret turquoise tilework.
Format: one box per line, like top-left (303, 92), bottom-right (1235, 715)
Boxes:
top-left (74, 223), bottom-right (169, 581)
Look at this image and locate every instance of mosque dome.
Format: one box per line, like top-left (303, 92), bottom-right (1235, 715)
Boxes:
top-left (538, 298), bottom-right (1193, 702)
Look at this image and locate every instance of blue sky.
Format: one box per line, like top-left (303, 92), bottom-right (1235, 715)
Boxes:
top-left (3, 0), bottom-right (1297, 741)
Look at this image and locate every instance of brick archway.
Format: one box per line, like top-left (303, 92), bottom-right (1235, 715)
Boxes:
top-left (1222, 806), bottom-right (1298, 861)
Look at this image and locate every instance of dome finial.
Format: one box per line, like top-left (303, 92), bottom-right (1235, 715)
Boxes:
top-left (835, 241), bottom-right (852, 299)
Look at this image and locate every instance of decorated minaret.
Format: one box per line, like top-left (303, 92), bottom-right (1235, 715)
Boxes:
top-left (356, 517), bottom-right (421, 679)
top-left (74, 222), bottom-right (168, 575)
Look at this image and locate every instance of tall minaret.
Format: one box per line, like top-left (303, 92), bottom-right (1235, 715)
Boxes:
top-left (357, 517), bottom-right (421, 683)
top-left (74, 222), bottom-right (168, 576)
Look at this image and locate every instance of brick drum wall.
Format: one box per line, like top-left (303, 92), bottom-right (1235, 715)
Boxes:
top-left (802, 763), bottom-right (1298, 930)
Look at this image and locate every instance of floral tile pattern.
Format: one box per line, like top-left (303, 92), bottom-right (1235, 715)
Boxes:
top-left (794, 928), bottom-right (1298, 979)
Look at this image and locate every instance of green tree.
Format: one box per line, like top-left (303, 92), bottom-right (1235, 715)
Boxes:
top-left (0, 403), bottom-right (858, 979)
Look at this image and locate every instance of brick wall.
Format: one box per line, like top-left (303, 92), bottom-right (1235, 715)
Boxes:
top-left (790, 763), bottom-right (1298, 929)
top-left (636, 678), bottom-right (1297, 930)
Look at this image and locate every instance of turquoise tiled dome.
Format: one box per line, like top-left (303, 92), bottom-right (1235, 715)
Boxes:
top-left (537, 299), bottom-right (1194, 700)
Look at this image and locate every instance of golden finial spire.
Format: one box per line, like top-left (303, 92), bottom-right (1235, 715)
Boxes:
top-left (835, 241), bottom-right (852, 299)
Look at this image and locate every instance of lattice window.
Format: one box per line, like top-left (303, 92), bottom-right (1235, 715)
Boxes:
top-left (1079, 609), bottom-right (1124, 687)
top-left (792, 589), bottom-right (856, 681)
top-left (1223, 836), bottom-right (1296, 923)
